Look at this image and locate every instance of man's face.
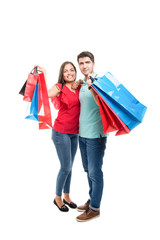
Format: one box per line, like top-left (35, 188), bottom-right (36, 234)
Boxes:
top-left (78, 57), bottom-right (95, 77)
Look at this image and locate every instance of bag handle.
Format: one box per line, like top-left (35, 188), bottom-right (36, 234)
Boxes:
top-left (30, 67), bottom-right (38, 74)
top-left (90, 76), bottom-right (98, 82)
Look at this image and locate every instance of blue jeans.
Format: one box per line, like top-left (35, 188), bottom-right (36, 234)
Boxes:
top-left (52, 129), bottom-right (78, 196)
top-left (79, 136), bottom-right (107, 211)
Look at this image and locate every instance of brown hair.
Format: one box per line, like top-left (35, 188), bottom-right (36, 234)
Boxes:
top-left (58, 61), bottom-right (77, 90)
top-left (77, 51), bottom-right (94, 63)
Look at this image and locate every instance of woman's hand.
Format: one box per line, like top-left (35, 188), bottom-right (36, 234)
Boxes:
top-left (34, 65), bottom-right (46, 74)
top-left (71, 79), bottom-right (83, 90)
top-left (34, 65), bottom-right (48, 90)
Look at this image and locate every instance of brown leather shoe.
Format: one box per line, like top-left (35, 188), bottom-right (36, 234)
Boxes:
top-left (77, 199), bottom-right (90, 212)
top-left (76, 207), bottom-right (100, 222)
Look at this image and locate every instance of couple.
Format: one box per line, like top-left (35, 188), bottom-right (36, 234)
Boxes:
top-left (37, 51), bottom-right (107, 222)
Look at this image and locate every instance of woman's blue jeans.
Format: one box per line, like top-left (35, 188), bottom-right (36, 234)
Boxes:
top-left (52, 129), bottom-right (78, 196)
top-left (79, 136), bottom-right (107, 211)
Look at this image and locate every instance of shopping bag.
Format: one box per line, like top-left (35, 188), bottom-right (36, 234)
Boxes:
top-left (19, 80), bottom-right (27, 96)
top-left (38, 73), bottom-right (52, 129)
top-left (25, 71), bottom-right (52, 129)
top-left (25, 83), bottom-right (39, 121)
top-left (96, 94), bottom-right (131, 136)
top-left (92, 72), bottom-right (147, 132)
top-left (22, 67), bottom-right (38, 102)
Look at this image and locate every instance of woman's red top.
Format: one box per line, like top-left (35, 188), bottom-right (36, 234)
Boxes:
top-left (51, 83), bottom-right (81, 134)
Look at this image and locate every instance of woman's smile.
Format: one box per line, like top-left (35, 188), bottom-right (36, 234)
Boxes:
top-left (67, 74), bottom-right (74, 79)
top-left (63, 63), bottom-right (76, 82)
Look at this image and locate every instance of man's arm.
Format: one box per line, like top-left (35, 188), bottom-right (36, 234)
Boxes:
top-left (90, 88), bottom-right (98, 105)
top-left (87, 78), bottom-right (98, 105)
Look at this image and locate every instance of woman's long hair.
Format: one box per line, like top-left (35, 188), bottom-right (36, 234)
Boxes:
top-left (58, 61), bottom-right (77, 91)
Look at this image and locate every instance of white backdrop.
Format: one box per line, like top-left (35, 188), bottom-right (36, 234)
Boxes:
top-left (0, 0), bottom-right (160, 239)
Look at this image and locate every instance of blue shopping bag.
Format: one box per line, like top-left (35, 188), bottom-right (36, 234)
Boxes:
top-left (92, 72), bottom-right (147, 130)
top-left (25, 83), bottom-right (39, 121)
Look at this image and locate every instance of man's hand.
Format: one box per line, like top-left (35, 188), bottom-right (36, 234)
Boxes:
top-left (86, 79), bottom-right (92, 87)
top-left (86, 73), bottom-right (95, 87)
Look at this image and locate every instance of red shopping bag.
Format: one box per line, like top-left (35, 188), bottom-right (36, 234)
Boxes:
top-left (97, 95), bottom-right (130, 136)
top-left (23, 68), bottom-right (38, 102)
top-left (38, 73), bottom-right (52, 129)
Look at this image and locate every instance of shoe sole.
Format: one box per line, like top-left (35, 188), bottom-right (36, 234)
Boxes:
top-left (76, 208), bottom-right (86, 212)
top-left (76, 214), bottom-right (100, 222)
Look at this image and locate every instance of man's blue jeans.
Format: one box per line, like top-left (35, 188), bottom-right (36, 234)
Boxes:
top-left (79, 136), bottom-right (107, 211)
top-left (52, 129), bottom-right (78, 196)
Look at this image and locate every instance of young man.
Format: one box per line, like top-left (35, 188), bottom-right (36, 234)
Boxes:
top-left (76, 51), bottom-right (107, 222)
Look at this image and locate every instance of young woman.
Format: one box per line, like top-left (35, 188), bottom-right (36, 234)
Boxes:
top-left (37, 62), bottom-right (81, 212)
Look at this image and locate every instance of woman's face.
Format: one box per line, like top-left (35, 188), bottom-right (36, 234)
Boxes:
top-left (63, 63), bottom-right (76, 83)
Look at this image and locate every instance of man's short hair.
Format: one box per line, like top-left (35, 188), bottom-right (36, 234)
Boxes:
top-left (77, 51), bottom-right (94, 63)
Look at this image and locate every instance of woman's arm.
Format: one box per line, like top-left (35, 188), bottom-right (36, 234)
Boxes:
top-left (35, 65), bottom-right (61, 98)
top-left (48, 84), bottom-right (61, 98)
